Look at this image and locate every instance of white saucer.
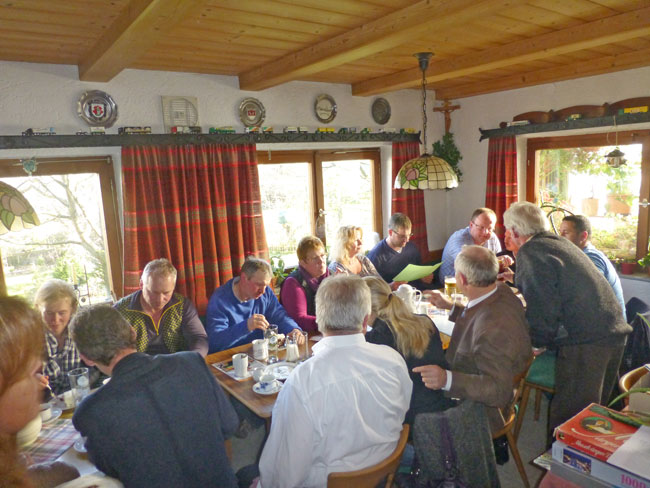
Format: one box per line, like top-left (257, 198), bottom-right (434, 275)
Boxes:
top-left (42, 406), bottom-right (62, 424)
top-left (263, 361), bottom-right (296, 381)
top-left (253, 381), bottom-right (282, 395)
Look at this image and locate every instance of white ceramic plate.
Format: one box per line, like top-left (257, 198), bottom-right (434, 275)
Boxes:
top-left (263, 361), bottom-right (296, 381)
top-left (42, 406), bottom-right (62, 424)
top-left (252, 381), bottom-right (282, 395)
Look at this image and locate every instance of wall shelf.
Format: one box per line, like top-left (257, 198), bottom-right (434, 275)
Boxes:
top-left (0, 131), bottom-right (420, 150)
top-left (479, 111), bottom-right (650, 141)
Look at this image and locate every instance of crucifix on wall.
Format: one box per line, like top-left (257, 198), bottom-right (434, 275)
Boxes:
top-left (433, 99), bottom-right (460, 134)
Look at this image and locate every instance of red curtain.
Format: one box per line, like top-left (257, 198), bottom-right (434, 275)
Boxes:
top-left (121, 144), bottom-right (268, 314)
top-left (485, 136), bottom-right (518, 242)
top-left (391, 141), bottom-right (429, 261)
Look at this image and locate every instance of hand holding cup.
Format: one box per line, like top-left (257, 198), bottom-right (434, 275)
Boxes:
top-left (423, 290), bottom-right (453, 310)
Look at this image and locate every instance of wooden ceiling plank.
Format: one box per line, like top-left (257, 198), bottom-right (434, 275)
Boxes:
top-left (172, 23), bottom-right (321, 44)
top-left (435, 46), bottom-right (650, 100)
top-left (352, 5), bottom-right (650, 96)
top-left (238, 0), bottom-right (523, 91)
top-left (78, 0), bottom-right (206, 82)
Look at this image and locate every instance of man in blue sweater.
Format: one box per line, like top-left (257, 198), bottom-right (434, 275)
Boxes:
top-left (205, 257), bottom-right (302, 353)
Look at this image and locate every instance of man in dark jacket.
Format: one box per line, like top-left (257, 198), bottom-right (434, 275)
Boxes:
top-left (70, 305), bottom-right (238, 488)
top-left (503, 202), bottom-right (632, 434)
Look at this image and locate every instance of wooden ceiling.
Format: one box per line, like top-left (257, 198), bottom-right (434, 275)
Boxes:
top-left (2, 0), bottom-right (650, 99)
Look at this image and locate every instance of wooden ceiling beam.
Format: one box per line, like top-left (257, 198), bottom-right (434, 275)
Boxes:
top-left (352, 6), bottom-right (650, 96)
top-left (435, 46), bottom-right (650, 100)
top-left (78, 0), bottom-right (202, 82)
top-left (238, 0), bottom-right (521, 91)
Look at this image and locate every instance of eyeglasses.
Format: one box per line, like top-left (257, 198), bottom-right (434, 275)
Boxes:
top-left (391, 229), bottom-right (412, 240)
top-left (306, 253), bottom-right (327, 263)
top-left (470, 221), bottom-right (494, 233)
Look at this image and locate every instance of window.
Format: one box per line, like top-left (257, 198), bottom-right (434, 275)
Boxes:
top-left (0, 156), bottom-right (122, 303)
top-left (527, 131), bottom-right (650, 261)
top-left (257, 149), bottom-right (382, 266)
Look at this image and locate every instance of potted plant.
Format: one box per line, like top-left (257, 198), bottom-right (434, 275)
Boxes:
top-left (638, 249), bottom-right (650, 276)
top-left (270, 256), bottom-right (288, 296)
top-left (621, 258), bottom-right (637, 275)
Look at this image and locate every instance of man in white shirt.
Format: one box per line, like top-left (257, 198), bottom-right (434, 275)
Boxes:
top-left (257, 274), bottom-right (412, 488)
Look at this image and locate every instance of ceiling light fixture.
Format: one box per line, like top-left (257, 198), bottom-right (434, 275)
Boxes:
top-left (394, 52), bottom-right (458, 190)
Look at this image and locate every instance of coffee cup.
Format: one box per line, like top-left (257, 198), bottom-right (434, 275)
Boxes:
top-left (252, 366), bottom-right (265, 382)
top-left (233, 353), bottom-right (248, 378)
top-left (252, 339), bottom-right (268, 360)
top-left (39, 403), bottom-right (52, 422)
top-left (259, 373), bottom-right (277, 392)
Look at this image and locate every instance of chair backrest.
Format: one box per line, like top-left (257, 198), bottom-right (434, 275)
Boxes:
top-left (327, 424), bottom-right (410, 488)
top-left (494, 354), bottom-right (534, 438)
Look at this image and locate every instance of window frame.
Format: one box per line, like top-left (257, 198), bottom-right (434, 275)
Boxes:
top-left (0, 156), bottom-right (123, 297)
top-left (256, 149), bottom-right (383, 246)
top-left (526, 130), bottom-right (650, 259)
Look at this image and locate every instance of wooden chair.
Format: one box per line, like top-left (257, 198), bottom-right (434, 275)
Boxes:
top-left (327, 424), bottom-right (409, 488)
top-left (619, 365), bottom-right (649, 406)
top-left (513, 350), bottom-right (556, 440)
top-left (493, 355), bottom-right (534, 488)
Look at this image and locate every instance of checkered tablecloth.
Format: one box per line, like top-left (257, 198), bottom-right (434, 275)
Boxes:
top-left (22, 417), bottom-right (80, 465)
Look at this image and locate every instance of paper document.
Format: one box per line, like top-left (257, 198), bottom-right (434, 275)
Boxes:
top-left (393, 263), bottom-right (440, 282)
top-left (608, 425), bottom-right (650, 479)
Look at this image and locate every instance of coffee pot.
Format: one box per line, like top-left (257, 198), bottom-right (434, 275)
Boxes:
top-left (394, 284), bottom-right (422, 313)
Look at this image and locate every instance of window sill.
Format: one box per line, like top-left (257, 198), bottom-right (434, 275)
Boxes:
top-left (619, 272), bottom-right (650, 282)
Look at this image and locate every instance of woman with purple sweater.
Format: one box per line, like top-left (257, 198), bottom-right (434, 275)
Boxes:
top-left (280, 236), bottom-right (330, 332)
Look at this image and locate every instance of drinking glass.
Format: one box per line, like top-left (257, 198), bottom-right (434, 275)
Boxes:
top-left (444, 276), bottom-right (457, 297)
top-left (265, 324), bottom-right (279, 362)
top-left (67, 367), bottom-right (90, 406)
top-left (299, 330), bottom-right (310, 362)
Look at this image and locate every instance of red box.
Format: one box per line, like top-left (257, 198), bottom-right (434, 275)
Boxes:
top-left (555, 403), bottom-right (639, 462)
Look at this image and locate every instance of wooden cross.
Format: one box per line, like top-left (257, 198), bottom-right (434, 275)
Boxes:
top-left (433, 100), bottom-right (460, 134)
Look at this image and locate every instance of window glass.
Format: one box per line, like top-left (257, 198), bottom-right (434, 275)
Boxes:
top-left (1, 173), bottom-right (112, 304)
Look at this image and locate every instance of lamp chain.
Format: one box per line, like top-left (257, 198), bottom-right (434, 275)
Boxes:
top-left (421, 65), bottom-right (427, 150)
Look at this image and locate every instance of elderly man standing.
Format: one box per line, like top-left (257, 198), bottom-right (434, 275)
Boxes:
top-left (255, 275), bottom-right (412, 488)
top-left (70, 305), bottom-right (239, 488)
top-left (439, 208), bottom-right (502, 285)
top-left (114, 258), bottom-right (208, 357)
top-left (503, 202), bottom-right (631, 433)
top-left (206, 257), bottom-right (302, 353)
top-left (415, 245), bottom-right (531, 434)
top-left (560, 214), bottom-right (626, 320)
top-left (367, 213), bottom-right (434, 289)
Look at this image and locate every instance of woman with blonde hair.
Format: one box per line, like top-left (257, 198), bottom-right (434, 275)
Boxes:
top-left (363, 276), bottom-right (453, 423)
top-left (34, 279), bottom-right (81, 394)
top-left (328, 225), bottom-right (379, 277)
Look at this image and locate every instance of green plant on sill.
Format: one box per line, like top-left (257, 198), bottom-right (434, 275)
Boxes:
top-left (639, 251), bottom-right (650, 268)
top-left (432, 132), bottom-right (463, 184)
top-left (270, 256), bottom-right (288, 286)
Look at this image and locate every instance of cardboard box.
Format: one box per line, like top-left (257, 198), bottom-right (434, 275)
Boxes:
top-left (555, 403), bottom-right (639, 462)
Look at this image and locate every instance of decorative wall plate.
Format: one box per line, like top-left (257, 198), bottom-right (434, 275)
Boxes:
top-left (77, 90), bottom-right (118, 127)
top-left (239, 98), bottom-right (266, 127)
top-left (372, 98), bottom-right (391, 125)
top-left (314, 94), bottom-right (337, 123)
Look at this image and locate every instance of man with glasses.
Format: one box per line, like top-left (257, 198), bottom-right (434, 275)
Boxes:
top-left (439, 208), bottom-right (502, 285)
top-left (368, 213), bottom-right (434, 290)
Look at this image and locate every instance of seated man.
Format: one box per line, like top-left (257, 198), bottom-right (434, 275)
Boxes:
top-left (439, 208), bottom-right (502, 285)
top-left (416, 245), bottom-right (531, 434)
top-left (560, 214), bottom-right (626, 320)
top-left (367, 212), bottom-right (434, 290)
top-left (70, 305), bottom-right (239, 488)
top-left (205, 257), bottom-right (302, 353)
top-left (255, 275), bottom-right (412, 488)
top-left (504, 202), bottom-right (631, 435)
top-left (114, 258), bottom-right (208, 357)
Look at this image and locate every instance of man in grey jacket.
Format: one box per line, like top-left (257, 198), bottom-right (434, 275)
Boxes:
top-left (503, 202), bottom-right (631, 435)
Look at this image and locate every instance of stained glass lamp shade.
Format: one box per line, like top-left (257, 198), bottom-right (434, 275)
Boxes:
top-left (0, 181), bottom-right (40, 233)
top-left (395, 154), bottom-right (459, 190)
top-left (0, 181), bottom-right (40, 296)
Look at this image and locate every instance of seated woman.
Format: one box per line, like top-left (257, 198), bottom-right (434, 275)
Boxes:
top-left (0, 296), bottom-right (79, 487)
top-left (280, 236), bottom-right (330, 332)
top-left (328, 225), bottom-right (379, 277)
top-left (34, 279), bottom-right (82, 395)
top-left (363, 276), bottom-right (454, 424)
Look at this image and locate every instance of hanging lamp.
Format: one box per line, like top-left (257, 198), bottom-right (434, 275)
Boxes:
top-left (394, 52), bottom-right (459, 190)
top-left (605, 115), bottom-right (626, 168)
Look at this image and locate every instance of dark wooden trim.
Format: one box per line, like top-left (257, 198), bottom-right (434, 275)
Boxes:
top-left (0, 132), bottom-right (419, 150)
top-left (428, 249), bottom-right (443, 262)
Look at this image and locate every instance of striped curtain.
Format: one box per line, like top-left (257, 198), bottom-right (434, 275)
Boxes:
top-left (485, 136), bottom-right (518, 242)
top-left (121, 144), bottom-right (268, 314)
top-left (391, 141), bottom-right (429, 261)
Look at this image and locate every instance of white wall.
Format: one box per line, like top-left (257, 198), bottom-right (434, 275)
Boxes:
top-left (0, 61), bottom-right (443, 246)
top-left (441, 65), bottom-right (650, 246)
